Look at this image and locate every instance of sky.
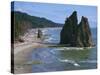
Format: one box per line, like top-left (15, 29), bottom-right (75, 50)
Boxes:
top-left (12, 1), bottom-right (97, 28)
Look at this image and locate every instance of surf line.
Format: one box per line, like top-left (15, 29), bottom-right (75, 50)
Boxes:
top-left (59, 59), bottom-right (80, 67)
top-left (49, 49), bottom-right (80, 67)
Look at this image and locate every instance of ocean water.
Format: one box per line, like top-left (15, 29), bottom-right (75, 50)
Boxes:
top-left (30, 27), bottom-right (97, 72)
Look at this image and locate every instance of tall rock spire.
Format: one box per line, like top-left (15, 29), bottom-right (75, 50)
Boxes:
top-left (60, 11), bottom-right (78, 46)
top-left (60, 11), bottom-right (93, 47)
top-left (77, 16), bottom-right (93, 47)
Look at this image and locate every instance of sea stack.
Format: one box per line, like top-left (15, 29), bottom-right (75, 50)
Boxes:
top-left (60, 11), bottom-right (93, 47)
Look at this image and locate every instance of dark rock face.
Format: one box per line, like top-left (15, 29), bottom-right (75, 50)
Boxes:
top-left (37, 29), bottom-right (43, 38)
top-left (60, 11), bottom-right (93, 47)
top-left (77, 16), bottom-right (93, 47)
top-left (60, 11), bottom-right (78, 46)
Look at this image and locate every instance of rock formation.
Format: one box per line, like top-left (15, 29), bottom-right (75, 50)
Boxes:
top-left (60, 11), bottom-right (93, 47)
top-left (37, 29), bottom-right (43, 38)
top-left (77, 16), bottom-right (93, 47)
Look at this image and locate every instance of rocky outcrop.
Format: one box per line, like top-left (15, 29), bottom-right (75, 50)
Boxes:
top-left (60, 11), bottom-right (93, 47)
top-left (77, 16), bottom-right (93, 47)
top-left (37, 29), bottom-right (43, 38)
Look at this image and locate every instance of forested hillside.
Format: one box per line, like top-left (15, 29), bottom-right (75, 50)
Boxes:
top-left (11, 11), bottom-right (63, 41)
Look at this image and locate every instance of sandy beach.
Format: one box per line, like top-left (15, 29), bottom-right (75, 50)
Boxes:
top-left (13, 27), bottom-right (62, 73)
top-left (13, 28), bottom-right (48, 73)
top-left (14, 42), bottom-right (44, 73)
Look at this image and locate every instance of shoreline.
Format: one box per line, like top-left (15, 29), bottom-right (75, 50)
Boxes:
top-left (13, 27), bottom-right (46, 73)
top-left (14, 41), bottom-right (48, 73)
top-left (13, 27), bottom-right (95, 74)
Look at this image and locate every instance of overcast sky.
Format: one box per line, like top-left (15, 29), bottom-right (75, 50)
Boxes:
top-left (12, 1), bottom-right (97, 28)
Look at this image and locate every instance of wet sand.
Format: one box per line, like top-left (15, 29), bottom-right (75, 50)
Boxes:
top-left (13, 28), bottom-right (47, 73)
